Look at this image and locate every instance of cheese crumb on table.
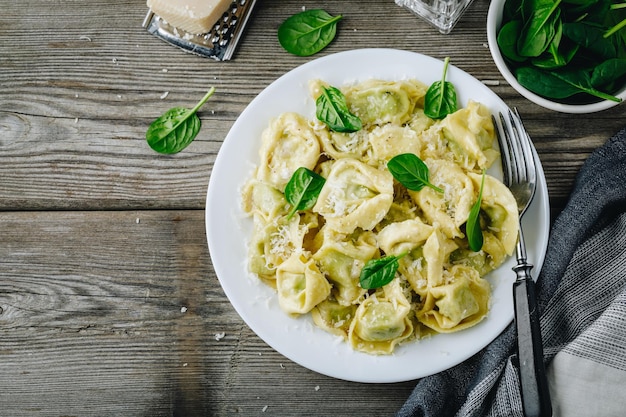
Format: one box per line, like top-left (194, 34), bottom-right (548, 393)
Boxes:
top-left (147, 0), bottom-right (232, 34)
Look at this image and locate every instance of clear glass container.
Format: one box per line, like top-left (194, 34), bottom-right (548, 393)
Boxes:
top-left (395, 0), bottom-right (475, 34)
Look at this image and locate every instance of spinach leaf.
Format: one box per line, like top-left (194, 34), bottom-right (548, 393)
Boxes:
top-left (424, 57), bottom-right (458, 120)
top-left (560, 0), bottom-right (600, 6)
top-left (604, 14), bottom-right (626, 39)
top-left (504, 0), bottom-right (523, 21)
top-left (591, 58), bottom-right (626, 89)
top-left (498, 0), bottom-right (625, 103)
top-left (359, 253), bottom-right (406, 290)
top-left (278, 9), bottom-right (342, 57)
top-left (518, 0), bottom-right (562, 57)
top-left (466, 171), bottom-right (485, 252)
top-left (532, 35), bottom-right (579, 69)
top-left (498, 20), bottom-right (527, 62)
top-left (146, 88), bottom-right (215, 154)
top-left (316, 86), bottom-right (362, 132)
top-left (532, 44), bottom-right (578, 68)
top-left (387, 153), bottom-right (444, 193)
top-left (551, 70), bottom-right (624, 102)
top-left (531, 18), bottom-right (568, 68)
top-left (284, 167), bottom-right (326, 219)
top-left (516, 66), bottom-right (622, 101)
top-left (548, 68), bottom-right (623, 101)
top-left (605, 4), bottom-right (626, 50)
top-left (563, 21), bottom-right (617, 59)
top-left (516, 66), bottom-right (578, 98)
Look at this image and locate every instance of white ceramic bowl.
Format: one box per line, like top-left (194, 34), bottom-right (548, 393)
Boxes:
top-left (486, 0), bottom-right (626, 113)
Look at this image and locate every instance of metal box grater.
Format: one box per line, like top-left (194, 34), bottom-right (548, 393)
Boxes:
top-left (143, 0), bottom-right (258, 61)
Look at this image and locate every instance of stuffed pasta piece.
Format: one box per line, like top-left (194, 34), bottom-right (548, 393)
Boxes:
top-left (255, 112), bottom-right (322, 191)
top-left (312, 228), bottom-right (377, 306)
top-left (420, 101), bottom-right (499, 173)
top-left (311, 299), bottom-right (357, 339)
top-left (417, 264), bottom-right (491, 332)
top-left (369, 124), bottom-right (423, 164)
top-left (410, 158), bottom-right (476, 239)
top-left (348, 279), bottom-right (414, 354)
top-left (449, 172), bottom-right (520, 275)
top-left (343, 79), bottom-right (427, 126)
top-left (276, 253), bottom-right (332, 315)
top-left (382, 227), bottom-right (492, 333)
top-left (241, 180), bottom-right (320, 286)
top-left (313, 158), bottom-right (394, 234)
top-left (439, 100), bottom-right (499, 171)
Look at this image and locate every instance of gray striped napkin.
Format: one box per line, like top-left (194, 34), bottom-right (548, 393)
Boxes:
top-left (397, 126), bottom-right (626, 417)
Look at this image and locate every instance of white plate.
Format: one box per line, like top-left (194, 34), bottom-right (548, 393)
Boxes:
top-left (206, 48), bottom-right (550, 383)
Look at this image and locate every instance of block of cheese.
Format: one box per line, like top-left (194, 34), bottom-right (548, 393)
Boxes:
top-left (147, 0), bottom-right (232, 34)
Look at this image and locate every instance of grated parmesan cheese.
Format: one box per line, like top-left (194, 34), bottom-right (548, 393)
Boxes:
top-left (269, 225), bottom-right (291, 256)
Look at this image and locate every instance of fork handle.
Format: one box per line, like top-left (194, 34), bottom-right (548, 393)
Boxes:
top-left (513, 265), bottom-right (552, 417)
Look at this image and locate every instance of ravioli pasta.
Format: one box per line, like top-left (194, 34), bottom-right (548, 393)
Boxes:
top-left (241, 78), bottom-right (519, 355)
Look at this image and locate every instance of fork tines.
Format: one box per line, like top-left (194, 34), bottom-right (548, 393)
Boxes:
top-left (492, 108), bottom-right (538, 216)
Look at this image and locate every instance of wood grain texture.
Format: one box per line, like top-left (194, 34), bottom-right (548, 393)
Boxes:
top-left (0, 211), bottom-right (414, 416)
top-left (1, 0), bottom-right (625, 415)
top-left (2, 0), bottom-right (623, 212)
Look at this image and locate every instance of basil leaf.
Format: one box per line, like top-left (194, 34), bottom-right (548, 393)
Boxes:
top-left (424, 57), bottom-right (458, 120)
top-left (146, 88), bottom-right (215, 154)
top-left (277, 9), bottom-right (342, 57)
top-left (387, 153), bottom-right (444, 193)
top-left (316, 86), bottom-right (362, 132)
top-left (284, 167), bottom-right (326, 219)
top-left (466, 171), bottom-right (485, 252)
top-left (359, 253), bottom-right (406, 290)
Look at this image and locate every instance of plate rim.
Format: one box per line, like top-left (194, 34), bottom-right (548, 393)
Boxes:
top-left (206, 48), bottom-right (550, 383)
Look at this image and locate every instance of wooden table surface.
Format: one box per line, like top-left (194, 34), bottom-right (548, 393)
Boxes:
top-left (1, 0), bottom-right (624, 416)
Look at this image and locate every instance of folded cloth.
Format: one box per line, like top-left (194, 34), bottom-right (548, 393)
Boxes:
top-left (397, 126), bottom-right (626, 417)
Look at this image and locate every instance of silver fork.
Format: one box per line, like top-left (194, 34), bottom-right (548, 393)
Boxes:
top-left (493, 108), bottom-right (552, 417)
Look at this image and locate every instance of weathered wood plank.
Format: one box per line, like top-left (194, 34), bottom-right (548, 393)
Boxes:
top-left (0, 210), bottom-right (415, 416)
top-left (2, 0), bottom-right (625, 415)
top-left (2, 0), bottom-right (623, 214)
